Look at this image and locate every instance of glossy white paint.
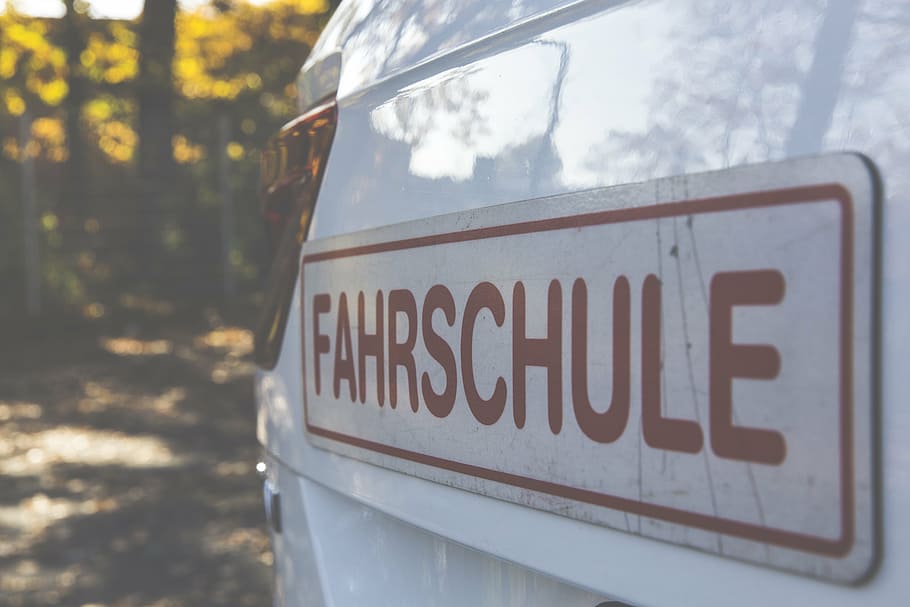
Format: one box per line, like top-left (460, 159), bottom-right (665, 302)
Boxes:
top-left (265, 451), bottom-right (605, 606)
top-left (257, 0), bottom-right (910, 604)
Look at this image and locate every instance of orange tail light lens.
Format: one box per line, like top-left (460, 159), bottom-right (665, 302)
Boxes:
top-left (254, 100), bottom-right (337, 369)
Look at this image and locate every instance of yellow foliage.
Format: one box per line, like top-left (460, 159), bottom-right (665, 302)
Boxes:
top-left (0, 113), bottom-right (67, 163)
top-left (0, 47), bottom-right (18, 79)
top-left (49, 47), bottom-right (66, 69)
top-left (175, 56), bottom-right (202, 79)
top-left (0, 13), bottom-right (68, 110)
top-left (110, 22), bottom-right (137, 47)
top-left (174, 0), bottom-right (327, 101)
top-left (2, 137), bottom-right (19, 161)
top-left (226, 141), bottom-right (244, 161)
top-left (41, 213), bottom-right (59, 232)
top-left (83, 31), bottom-right (139, 84)
top-left (4, 22), bottom-right (50, 54)
top-left (80, 49), bottom-right (96, 68)
top-left (245, 73), bottom-right (262, 89)
top-left (82, 96), bottom-right (137, 164)
top-left (98, 120), bottom-right (137, 164)
top-left (3, 89), bottom-right (27, 116)
top-left (297, 0), bottom-right (329, 13)
top-left (0, 0), bottom-right (330, 167)
top-left (37, 78), bottom-right (69, 105)
top-left (32, 116), bottom-right (65, 146)
top-left (172, 134), bottom-right (206, 165)
top-left (175, 6), bottom-right (255, 101)
top-left (47, 146), bottom-right (68, 163)
top-left (84, 98), bottom-right (113, 123)
top-left (23, 139), bottom-right (40, 159)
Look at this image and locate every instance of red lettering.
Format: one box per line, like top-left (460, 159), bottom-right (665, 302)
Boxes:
top-left (357, 290), bottom-right (385, 406)
top-left (422, 285), bottom-right (458, 418)
top-left (333, 292), bottom-right (356, 401)
top-left (572, 277), bottom-right (631, 443)
top-left (710, 270), bottom-right (786, 465)
top-left (312, 293), bottom-right (331, 396)
top-left (316, 264), bottom-right (790, 463)
top-left (388, 289), bottom-right (419, 411)
top-left (641, 274), bottom-right (704, 453)
top-left (461, 282), bottom-right (507, 425)
top-left (513, 280), bottom-right (563, 433)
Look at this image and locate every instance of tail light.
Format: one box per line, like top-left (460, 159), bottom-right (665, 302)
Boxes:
top-left (254, 100), bottom-right (337, 369)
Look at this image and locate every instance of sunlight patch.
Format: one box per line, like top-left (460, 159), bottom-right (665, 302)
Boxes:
top-left (100, 337), bottom-right (174, 356)
top-left (195, 327), bottom-right (253, 356)
top-left (0, 427), bottom-right (182, 475)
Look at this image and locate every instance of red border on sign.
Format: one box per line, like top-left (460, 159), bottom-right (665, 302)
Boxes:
top-left (300, 184), bottom-right (854, 557)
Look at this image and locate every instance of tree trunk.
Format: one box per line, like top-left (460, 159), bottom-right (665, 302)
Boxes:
top-left (137, 0), bottom-right (178, 272)
top-left (20, 112), bottom-right (41, 317)
top-left (62, 0), bottom-right (88, 218)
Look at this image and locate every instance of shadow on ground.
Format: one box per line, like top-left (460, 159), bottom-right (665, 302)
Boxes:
top-left (0, 324), bottom-right (271, 606)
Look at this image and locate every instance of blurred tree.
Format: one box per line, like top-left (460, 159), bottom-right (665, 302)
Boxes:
top-left (1, 0), bottom-right (336, 321)
top-left (137, 0), bottom-right (178, 265)
top-left (62, 0), bottom-right (89, 216)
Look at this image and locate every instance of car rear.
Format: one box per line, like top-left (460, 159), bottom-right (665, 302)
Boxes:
top-left (254, 1), bottom-right (910, 605)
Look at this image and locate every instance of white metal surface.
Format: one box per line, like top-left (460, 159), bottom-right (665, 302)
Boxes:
top-left (265, 451), bottom-right (605, 607)
top-left (257, 0), bottom-right (910, 604)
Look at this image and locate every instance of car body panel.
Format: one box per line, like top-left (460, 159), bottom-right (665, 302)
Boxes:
top-left (257, 0), bottom-right (910, 604)
top-left (265, 451), bottom-right (604, 606)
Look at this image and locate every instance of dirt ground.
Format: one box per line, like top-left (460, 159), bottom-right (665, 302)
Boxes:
top-left (0, 324), bottom-right (272, 607)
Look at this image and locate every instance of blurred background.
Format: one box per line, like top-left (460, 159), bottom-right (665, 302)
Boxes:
top-left (0, 1), bottom-right (337, 604)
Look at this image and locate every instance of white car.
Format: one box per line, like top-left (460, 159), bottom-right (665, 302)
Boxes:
top-left (254, 1), bottom-right (908, 605)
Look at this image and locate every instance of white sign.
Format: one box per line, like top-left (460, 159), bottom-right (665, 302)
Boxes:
top-left (300, 154), bottom-right (878, 583)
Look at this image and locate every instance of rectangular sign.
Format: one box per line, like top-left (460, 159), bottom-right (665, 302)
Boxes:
top-left (300, 154), bottom-right (878, 583)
